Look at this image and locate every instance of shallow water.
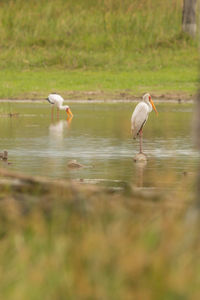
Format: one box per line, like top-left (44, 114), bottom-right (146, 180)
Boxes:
top-left (0, 102), bottom-right (198, 188)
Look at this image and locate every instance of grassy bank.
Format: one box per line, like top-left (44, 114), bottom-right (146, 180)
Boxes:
top-left (0, 66), bottom-right (198, 100)
top-left (0, 167), bottom-right (199, 299)
top-left (0, 0), bottom-right (198, 99)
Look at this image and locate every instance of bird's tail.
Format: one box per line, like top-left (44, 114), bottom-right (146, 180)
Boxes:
top-left (46, 97), bottom-right (54, 104)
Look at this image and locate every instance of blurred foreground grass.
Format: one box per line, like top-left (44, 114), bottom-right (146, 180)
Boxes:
top-left (0, 167), bottom-right (199, 299)
top-left (0, 0), bottom-right (198, 99)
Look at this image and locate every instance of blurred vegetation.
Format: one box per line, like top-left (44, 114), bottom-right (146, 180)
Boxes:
top-left (0, 167), bottom-right (199, 299)
top-left (0, 0), bottom-right (197, 70)
top-left (0, 0), bottom-right (198, 98)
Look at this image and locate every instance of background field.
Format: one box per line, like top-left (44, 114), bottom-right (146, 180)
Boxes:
top-left (0, 1), bottom-right (200, 298)
top-left (0, 0), bottom-right (198, 99)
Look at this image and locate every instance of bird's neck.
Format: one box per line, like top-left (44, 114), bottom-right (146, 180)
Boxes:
top-left (143, 100), bottom-right (152, 112)
top-left (59, 105), bottom-right (68, 110)
top-left (148, 103), bottom-right (152, 112)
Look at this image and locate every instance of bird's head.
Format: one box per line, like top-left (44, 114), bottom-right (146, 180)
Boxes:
top-left (66, 106), bottom-right (73, 118)
top-left (143, 93), bottom-right (158, 115)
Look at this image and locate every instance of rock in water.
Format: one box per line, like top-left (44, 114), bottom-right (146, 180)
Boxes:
top-left (133, 153), bottom-right (147, 163)
top-left (68, 160), bottom-right (85, 169)
top-left (0, 151), bottom-right (8, 161)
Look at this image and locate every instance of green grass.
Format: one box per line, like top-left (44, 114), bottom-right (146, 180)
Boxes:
top-left (0, 0), bottom-right (187, 69)
top-left (0, 64), bottom-right (198, 100)
top-left (0, 0), bottom-right (198, 99)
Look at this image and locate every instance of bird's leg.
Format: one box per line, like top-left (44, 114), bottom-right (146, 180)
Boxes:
top-left (57, 108), bottom-right (59, 120)
top-left (139, 130), bottom-right (143, 153)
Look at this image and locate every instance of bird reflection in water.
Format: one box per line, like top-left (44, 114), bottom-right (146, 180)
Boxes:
top-left (135, 160), bottom-right (147, 187)
top-left (49, 116), bottom-right (73, 142)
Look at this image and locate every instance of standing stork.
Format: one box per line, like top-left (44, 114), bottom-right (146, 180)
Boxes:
top-left (46, 93), bottom-right (73, 120)
top-left (131, 93), bottom-right (158, 155)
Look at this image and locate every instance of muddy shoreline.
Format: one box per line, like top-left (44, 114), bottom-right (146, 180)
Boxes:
top-left (0, 98), bottom-right (195, 103)
top-left (0, 91), bottom-right (195, 102)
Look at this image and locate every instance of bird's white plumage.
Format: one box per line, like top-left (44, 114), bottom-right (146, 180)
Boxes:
top-left (131, 102), bottom-right (149, 138)
top-left (131, 93), bottom-right (153, 138)
top-left (47, 93), bottom-right (69, 110)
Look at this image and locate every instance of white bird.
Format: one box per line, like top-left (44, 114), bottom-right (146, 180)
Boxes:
top-left (46, 93), bottom-right (73, 119)
top-left (131, 93), bottom-right (158, 154)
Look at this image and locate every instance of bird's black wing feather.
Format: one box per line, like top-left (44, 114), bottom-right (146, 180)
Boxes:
top-left (46, 97), bottom-right (54, 104)
top-left (137, 119), bottom-right (147, 135)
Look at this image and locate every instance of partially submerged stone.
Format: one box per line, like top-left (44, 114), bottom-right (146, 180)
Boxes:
top-left (68, 160), bottom-right (85, 169)
top-left (0, 151), bottom-right (8, 161)
top-left (133, 152), bottom-right (147, 163)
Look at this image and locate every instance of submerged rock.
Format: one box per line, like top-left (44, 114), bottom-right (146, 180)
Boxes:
top-left (0, 151), bottom-right (8, 161)
top-left (133, 153), bottom-right (147, 163)
top-left (68, 160), bottom-right (85, 169)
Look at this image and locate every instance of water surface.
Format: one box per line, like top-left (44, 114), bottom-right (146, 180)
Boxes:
top-left (0, 102), bottom-right (198, 188)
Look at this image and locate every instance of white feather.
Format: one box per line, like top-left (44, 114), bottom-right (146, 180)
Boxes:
top-left (131, 102), bottom-right (150, 138)
top-left (47, 94), bottom-right (69, 110)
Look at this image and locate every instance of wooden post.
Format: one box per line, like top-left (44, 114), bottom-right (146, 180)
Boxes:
top-left (182, 0), bottom-right (197, 37)
top-left (194, 89), bottom-right (200, 209)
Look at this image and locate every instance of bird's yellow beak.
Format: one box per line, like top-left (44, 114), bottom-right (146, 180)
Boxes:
top-left (149, 98), bottom-right (158, 115)
top-left (66, 108), bottom-right (73, 118)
